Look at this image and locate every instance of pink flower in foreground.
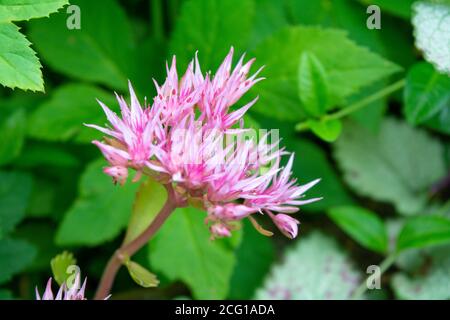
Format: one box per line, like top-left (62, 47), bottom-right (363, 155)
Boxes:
top-left (87, 47), bottom-right (321, 239)
top-left (36, 274), bottom-right (87, 300)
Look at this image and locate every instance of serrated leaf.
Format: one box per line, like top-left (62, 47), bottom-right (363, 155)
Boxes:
top-left (397, 215), bottom-right (450, 251)
top-left (251, 26), bottom-right (401, 121)
top-left (28, 84), bottom-right (118, 143)
top-left (0, 0), bottom-right (68, 22)
top-left (169, 0), bottom-right (255, 70)
top-left (255, 232), bottom-right (361, 299)
top-left (56, 159), bottom-right (138, 246)
top-left (0, 237), bottom-right (36, 284)
top-left (404, 62), bottom-right (450, 124)
top-left (149, 207), bottom-right (240, 299)
top-left (0, 171), bottom-right (32, 236)
top-left (123, 177), bottom-right (167, 244)
top-left (308, 119), bottom-right (342, 142)
top-left (0, 109), bottom-right (26, 165)
top-left (334, 118), bottom-right (446, 215)
top-left (50, 251), bottom-right (76, 285)
top-left (125, 260), bottom-right (159, 288)
top-left (298, 52), bottom-right (329, 117)
top-left (0, 22), bottom-right (43, 91)
top-left (28, 0), bottom-right (134, 91)
top-left (413, 1), bottom-right (450, 74)
top-left (328, 206), bottom-right (388, 253)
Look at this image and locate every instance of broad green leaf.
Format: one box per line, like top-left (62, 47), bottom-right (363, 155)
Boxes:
top-left (426, 105), bottom-right (450, 135)
top-left (328, 206), bottom-right (388, 253)
top-left (0, 171), bottom-right (32, 236)
top-left (334, 118), bottom-right (446, 215)
top-left (149, 207), bottom-right (239, 299)
top-left (251, 26), bottom-right (401, 121)
top-left (392, 245), bottom-right (450, 299)
top-left (248, 0), bottom-right (288, 49)
top-left (125, 260), bottom-right (159, 288)
top-left (308, 119), bottom-right (342, 142)
top-left (397, 215), bottom-right (450, 251)
top-left (288, 138), bottom-right (353, 212)
top-left (298, 52), bottom-right (329, 117)
top-left (413, 1), bottom-right (450, 74)
top-left (0, 0), bottom-right (68, 22)
top-left (28, 0), bottom-right (134, 91)
top-left (228, 220), bottom-right (275, 299)
top-left (169, 0), bottom-right (255, 70)
top-left (0, 108), bottom-right (26, 165)
top-left (50, 251), bottom-right (76, 285)
top-left (404, 63), bottom-right (450, 124)
top-left (0, 237), bottom-right (36, 284)
top-left (123, 177), bottom-right (167, 244)
top-left (28, 84), bottom-right (117, 143)
top-left (15, 143), bottom-right (79, 168)
top-left (0, 22), bottom-right (43, 91)
top-left (56, 159), bottom-right (138, 246)
top-left (255, 232), bottom-right (361, 299)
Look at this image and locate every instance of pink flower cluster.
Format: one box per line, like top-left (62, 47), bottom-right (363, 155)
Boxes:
top-left (87, 48), bottom-right (321, 239)
top-left (36, 274), bottom-right (87, 300)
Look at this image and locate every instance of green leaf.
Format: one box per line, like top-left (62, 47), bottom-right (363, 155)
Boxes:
top-left (123, 177), bottom-right (167, 244)
top-left (404, 62), bottom-right (450, 124)
top-left (298, 52), bottom-right (329, 117)
top-left (412, 1), bottom-right (450, 74)
top-left (125, 260), bottom-right (159, 288)
top-left (0, 22), bottom-right (43, 91)
top-left (0, 0), bottom-right (68, 22)
top-left (0, 109), bottom-right (26, 165)
top-left (0, 237), bottom-right (36, 284)
top-left (228, 220), bottom-right (275, 299)
top-left (251, 26), bottom-right (401, 121)
top-left (169, 0), bottom-right (255, 70)
top-left (0, 171), bottom-right (32, 236)
top-left (397, 215), bottom-right (450, 251)
top-left (355, 0), bottom-right (416, 18)
top-left (56, 159), bottom-right (138, 246)
top-left (308, 119), bottom-right (342, 142)
top-left (50, 251), bottom-right (76, 285)
top-left (328, 205), bottom-right (388, 253)
top-left (334, 118), bottom-right (446, 215)
top-left (392, 245), bottom-right (450, 299)
top-left (255, 232), bottom-right (361, 299)
top-left (426, 106), bottom-right (450, 135)
top-left (288, 138), bottom-right (353, 212)
top-left (28, 0), bottom-right (134, 91)
top-left (149, 207), bottom-right (239, 299)
top-left (28, 83), bottom-right (118, 143)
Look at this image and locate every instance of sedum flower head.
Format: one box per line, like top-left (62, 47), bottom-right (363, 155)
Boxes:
top-left (36, 273), bottom-right (87, 300)
top-left (87, 48), bottom-right (321, 239)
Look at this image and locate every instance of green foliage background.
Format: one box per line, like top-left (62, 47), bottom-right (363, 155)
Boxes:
top-left (0, 0), bottom-right (449, 300)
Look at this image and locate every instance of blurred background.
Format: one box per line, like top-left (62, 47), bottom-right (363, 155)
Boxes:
top-left (0, 0), bottom-right (449, 300)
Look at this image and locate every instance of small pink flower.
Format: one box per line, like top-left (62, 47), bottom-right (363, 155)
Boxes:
top-left (208, 203), bottom-right (258, 221)
top-left (209, 223), bottom-right (232, 239)
top-left (104, 165), bottom-right (128, 185)
top-left (36, 274), bottom-right (87, 300)
top-left (270, 213), bottom-right (300, 239)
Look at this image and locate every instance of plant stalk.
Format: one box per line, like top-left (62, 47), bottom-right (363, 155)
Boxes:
top-left (94, 184), bottom-right (178, 300)
top-left (295, 79), bottom-right (406, 132)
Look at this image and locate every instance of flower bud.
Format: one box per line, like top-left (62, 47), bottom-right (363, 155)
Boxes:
top-left (271, 214), bottom-right (300, 239)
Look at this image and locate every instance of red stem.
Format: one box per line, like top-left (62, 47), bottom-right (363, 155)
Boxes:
top-left (94, 184), bottom-right (179, 300)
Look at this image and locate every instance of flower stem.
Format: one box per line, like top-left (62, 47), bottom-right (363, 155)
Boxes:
top-left (94, 184), bottom-right (178, 300)
top-left (295, 79), bottom-right (406, 132)
top-left (351, 253), bottom-right (397, 300)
